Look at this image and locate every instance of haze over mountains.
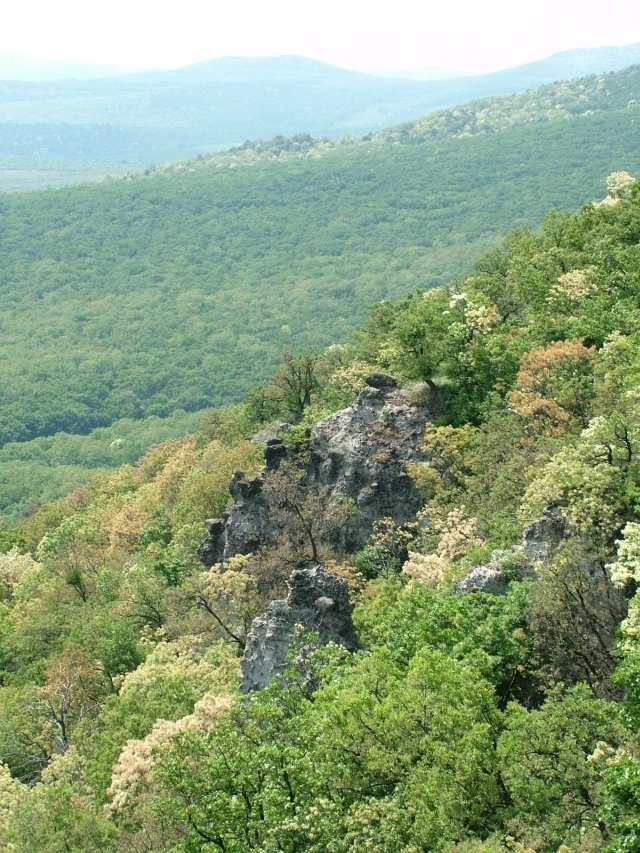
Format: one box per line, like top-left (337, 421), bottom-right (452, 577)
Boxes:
top-left (0, 51), bottom-right (125, 81)
top-left (0, 43), bottom-right (639, 190)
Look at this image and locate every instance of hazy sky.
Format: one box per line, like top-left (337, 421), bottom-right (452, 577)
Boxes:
top-left (4, 0), bottom-right (640, 73)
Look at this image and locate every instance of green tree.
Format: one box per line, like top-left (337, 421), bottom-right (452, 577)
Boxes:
top-left (271, 349), bottom-right (322, 422)
top-left (498, 684), bottom-right (626, 849)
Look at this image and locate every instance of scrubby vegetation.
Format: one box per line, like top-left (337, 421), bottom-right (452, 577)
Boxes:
top-left (0, 173), bottom-right (638, 849)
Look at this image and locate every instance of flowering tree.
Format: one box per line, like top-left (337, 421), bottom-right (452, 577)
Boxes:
top-left (509, 339), bottom-right (596, 435)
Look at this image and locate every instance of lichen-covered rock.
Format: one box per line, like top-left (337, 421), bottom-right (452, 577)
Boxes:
top-left (239, 564), bottom-right (358, 692)
top-left (198, 471), bottom-right (270, 566)
top-left (310, 382), bottom-right (434, 551)
top-left (199, 378), bottom-right (436, 565)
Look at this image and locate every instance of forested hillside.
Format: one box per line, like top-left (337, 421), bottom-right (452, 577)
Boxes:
top-left (1, 47), bottom-right (639, 190)
top-left (0, 68), bottom-right (638, 451)
top-left (0, 173), bottom-right (639, 851)
top-left (0, 66), bottom-right (638, 517)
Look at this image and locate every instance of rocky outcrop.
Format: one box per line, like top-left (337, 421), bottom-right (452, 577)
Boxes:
top-left (264, 438), bottom-right (288, 471)
top-left (455, 560), bottom-right (512, 595)
top-left (199, 471), bottom-right (270, 566)
top-left (239, 564), bottom-right (358, 692)
top-left (199, 374), bottom-right (436, 566)
top-left (521, 506), bottom-right (566, 559)
top-left (309, 376), bottom-right (435, 552)
top-left (455, 507), bottom-right (568, 595)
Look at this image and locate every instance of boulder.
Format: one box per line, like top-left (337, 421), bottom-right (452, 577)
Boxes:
top-left (264, 438), bottom-right (288, 471)
top-left (365, 372), bottom-right (398, 389)
top-left (455, 563), bottom-right (511, 595)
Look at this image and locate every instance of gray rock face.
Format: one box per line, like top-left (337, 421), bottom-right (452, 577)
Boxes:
top-left (264, 438), bottom-right (288, 471)
top-left (197, 471), bottom-right (270, 566)
top-left (521, 506), bottom-right (566, 559)
top-left (455, 562), bottom-right (511, 595)
top-left (239, 564), bottom-right (358, 692)
top-left (198, 518), bottom-right (228, 567)
top-left (455, 507), bottom-right (568, 595)
top-left (310, 383), bottom-right (433, 552)
top-left (199, 378), bottom-right (435, 565)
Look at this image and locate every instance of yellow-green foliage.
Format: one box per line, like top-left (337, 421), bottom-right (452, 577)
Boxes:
top-left (1, 174), bottom-right (640, 851)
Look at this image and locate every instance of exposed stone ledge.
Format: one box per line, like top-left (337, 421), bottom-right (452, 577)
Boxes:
top-left (199, 376), bottom-right (436, 565)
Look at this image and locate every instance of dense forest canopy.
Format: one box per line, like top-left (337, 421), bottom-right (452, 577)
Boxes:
top-left (0, 172), bottom-right (639, 850)
top-left (0, 65), bottom-right (639, 521)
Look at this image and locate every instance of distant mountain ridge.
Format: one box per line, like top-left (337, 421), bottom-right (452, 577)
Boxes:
top-left (0, 44), bottom-right (639, 191)
top-left (512, 43), bottom-right (640, 80)
top-left (148, 65), bottom-right (640, 173)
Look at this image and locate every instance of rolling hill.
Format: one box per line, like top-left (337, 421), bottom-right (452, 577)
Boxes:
top-left (0, 45), bottom-right (639, 190)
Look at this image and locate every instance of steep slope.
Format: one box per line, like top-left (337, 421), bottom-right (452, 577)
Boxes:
top-left (1, 179), bottom-right (640, 851)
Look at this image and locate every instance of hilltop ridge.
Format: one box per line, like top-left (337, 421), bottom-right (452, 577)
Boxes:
top-left (1, 44), bottom-right (640, 190)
